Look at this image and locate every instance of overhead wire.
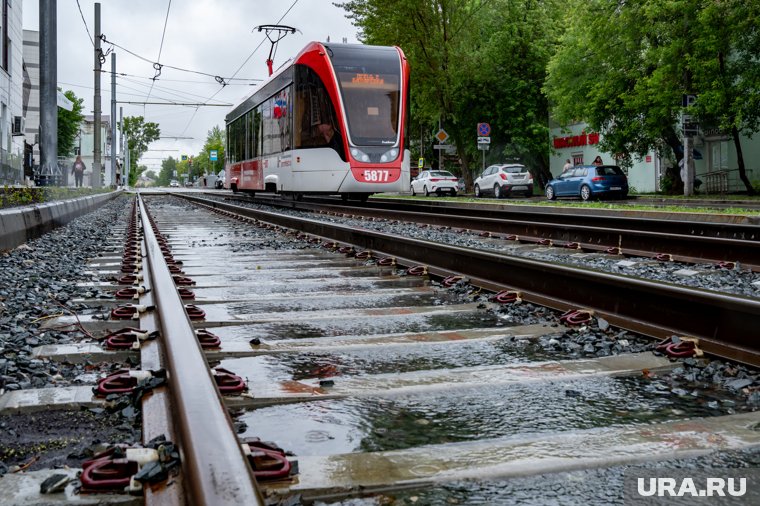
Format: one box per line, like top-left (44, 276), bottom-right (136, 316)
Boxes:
top-left (178, 0), bottom-right (302, 136)
top-left (145, 0), bottom-right (173, 111)
top-left (76, 0), bottom-right (94, 46)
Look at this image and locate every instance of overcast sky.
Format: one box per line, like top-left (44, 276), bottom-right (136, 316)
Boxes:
top-left (24, 0), bottom-right (360, 171)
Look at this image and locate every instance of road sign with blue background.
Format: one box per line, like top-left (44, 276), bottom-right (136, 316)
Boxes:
top-left (210, 150), bottom-right (218, 161)
top-left (477, 122), bottom-right (491, 136)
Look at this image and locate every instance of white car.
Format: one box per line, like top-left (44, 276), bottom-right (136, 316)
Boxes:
top-left (411, 170), bottom-right (459, 196)
top-left (169, 180), bottom-right (179, 188)
top-left (474, 164), bottom-right (533, 198)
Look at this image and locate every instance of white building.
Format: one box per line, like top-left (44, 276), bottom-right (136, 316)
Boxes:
top-left (22, 29), bottom-right (39, 176)
top-left (549, 121), bottom-right (759, 194)
top-left (0, 0), bottom-right (25, 185)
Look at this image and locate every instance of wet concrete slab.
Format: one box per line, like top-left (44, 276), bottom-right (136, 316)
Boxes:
top-left (228, 353), bottom-right (675, 408)
top-left (0, 468), bottom-right (139, 505)
top-left (193, 305), bottom-right (493, 336)
top-left (266, 411), bottom-right (760, 499)
top-left (0, 386), bottom-right (102, 414)
top-left (32, 325), bottom-right (555, 363)
top-left (193, 294), bottom-right (469, 324)
top-left (37, 293), bottom-right (477, 335)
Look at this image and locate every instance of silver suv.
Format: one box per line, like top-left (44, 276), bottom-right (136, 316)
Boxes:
top-left (474, 164), bottom-right (533, 198)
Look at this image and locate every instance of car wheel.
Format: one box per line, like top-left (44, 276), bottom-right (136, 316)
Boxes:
top-left (545, 185), bottom-right (556, 200)
top-left (474, 184), bottom-right (481, 198)
top-left (424, 185), bottom-right (430, 196)
top-left (493, 184), bottom-right (502, 199)
top-left (580, 185), bottom-right (592, 201)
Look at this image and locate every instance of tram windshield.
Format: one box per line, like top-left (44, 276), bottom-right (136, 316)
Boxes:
top-left (328, 45), bottom-right (401, 147)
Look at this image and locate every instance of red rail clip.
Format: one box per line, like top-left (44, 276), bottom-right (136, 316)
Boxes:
top-left (242, 439), bottom-right (293, 481)
top-left (491, 290), bottom-right (522, 304)
top-left (559, 309), bottom-right (594, 326)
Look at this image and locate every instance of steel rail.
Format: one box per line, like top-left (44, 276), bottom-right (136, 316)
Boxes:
top-left (182, 194), bottom-right (760, 367)
top-left (216, 193), bottom-right (760, 269)
top-left (137, 194), bottom-right (264, 505)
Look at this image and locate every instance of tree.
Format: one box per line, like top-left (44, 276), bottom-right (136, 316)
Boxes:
top-left (336, 0), bottom-right (560, 189)
top-left (199, 125), bottom-right (225, 176)
top-left (57, 90), bottom-right (84, 157)
top-left (123, 116), bottom-right (160, 186)
top-left (690, 0), bottom-right (760, 195)
top-left (157, 156), bottom-right (177, 186)
top-left (545, 0), bottom-right (758, 194)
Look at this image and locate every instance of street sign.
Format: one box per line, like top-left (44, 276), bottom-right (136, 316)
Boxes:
top-left (477, 123), bottom-right (491, 136)
top-left (210, 150), bottom-right (218, 161)
top-left (477, 136), bottom-right (491, 144)
top-left (477, 144), bottom-right (490, 151)
top-left (57, 90), bottom-right (73, 111)
top-left (682, 94), bottom-right (698, 107)
top-left (181, 155), bottom-right (188, 161)
top-left (435, 129), bottom-right (449, 143)
top-left (418, 158), bottom-right (424, 168)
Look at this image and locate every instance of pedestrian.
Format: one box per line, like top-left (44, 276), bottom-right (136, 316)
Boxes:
top-left (71, 155), bottom-right (86, 187)
top-left (115, 161), bottom-right (122, 187)
top-left (592, 155), bottom-right (603, 166)
top-left (562, 159), bottom-right (573, 173)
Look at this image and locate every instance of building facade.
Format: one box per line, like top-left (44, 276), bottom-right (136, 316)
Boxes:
top-left (550, 121), bottom-right (759, 194)
top-left (0, 0), bottom-right (25, 185)
top-left (22, 29), bottom-right (39, 179)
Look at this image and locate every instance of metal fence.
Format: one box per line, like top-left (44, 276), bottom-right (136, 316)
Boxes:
top-left (702, 168), bottom-right (756, 194)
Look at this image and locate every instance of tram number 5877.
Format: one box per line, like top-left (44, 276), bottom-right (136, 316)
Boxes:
top-left (362, 170), bottom-right (391, 182)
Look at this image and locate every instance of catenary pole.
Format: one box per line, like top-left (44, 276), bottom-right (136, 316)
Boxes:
top-left (92, 3), bottom-right (102, 188)
top-left (39, 0), bottom-right (57, 185)
top-left (111, 51), bottom-right (117, 186)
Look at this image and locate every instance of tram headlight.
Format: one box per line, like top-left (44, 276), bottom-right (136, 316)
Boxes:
top-left (380, 148), bottom-right (399, 163)
top-left (351, 148), bottom-right (370, 162)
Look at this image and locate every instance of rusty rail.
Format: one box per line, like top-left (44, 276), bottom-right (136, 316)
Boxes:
top-left (182, 194), bottom-right (760, 367)
top-left (137, 194), bottom-right (263, 505)
top-left (229, 194), bottom-right (760, 268)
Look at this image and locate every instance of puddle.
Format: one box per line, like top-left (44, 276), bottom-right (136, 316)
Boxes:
top-left (240, 375), bottom-right (746, 457)
top-left (203, 310), bottom-right (503, 341)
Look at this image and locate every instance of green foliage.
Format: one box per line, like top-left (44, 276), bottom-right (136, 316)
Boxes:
top-left (659, 174), bottom-right (677, 195)
top-left (123, 116), bottom-right (160, 186)
top-left (1, 186), bottom-right (110, 209)
top-left (544, 0), bottom-right (760, 195)
top-left (336, 0), bottom-right (562, 188)
top-left (157, 157), bottom-right (177, 186)
top-left (57, 90), bottom-right (85, 157)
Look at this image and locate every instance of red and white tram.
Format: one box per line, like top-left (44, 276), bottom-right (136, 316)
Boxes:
top-left (225, 42), bottom-right (411, 200)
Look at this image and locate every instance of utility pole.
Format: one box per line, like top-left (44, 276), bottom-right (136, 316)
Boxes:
top-left (92, 2), bottom-right (102, 188)
top-left (110, 51), bottom-right (117, 186)
top-left (120, 106), bottom-right (125, 187)
top-left (39, 0), bottom-right (57, 184)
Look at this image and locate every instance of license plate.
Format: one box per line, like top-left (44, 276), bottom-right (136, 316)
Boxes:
top-left (512, 186), bottom-right (527, 190)
top-left (610, 186), bottom-right (622, 190)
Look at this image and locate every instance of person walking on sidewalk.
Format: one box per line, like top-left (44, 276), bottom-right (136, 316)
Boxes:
top-left (71, 155), bottom-right (86, 187)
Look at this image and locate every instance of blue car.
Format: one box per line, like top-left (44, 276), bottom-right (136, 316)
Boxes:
top-left (545, 165), bottom-right (628, 201)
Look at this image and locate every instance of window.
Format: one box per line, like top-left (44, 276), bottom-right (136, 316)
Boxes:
top-left (294, 64), bottom-right (345, 160)
top-left (573, 168), bottom-right (588, 177)
top-left (572, 153), bottom-right (584, 166)
top-left (595, 166), bottom-right (624, 176)
top-left (328, 45), bottom-right (400, 146)
top-left (1, 0), bottom-right (8, 72)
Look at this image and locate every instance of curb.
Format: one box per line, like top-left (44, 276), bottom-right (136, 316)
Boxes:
top-left (0, 191), bottom-right (123, 251)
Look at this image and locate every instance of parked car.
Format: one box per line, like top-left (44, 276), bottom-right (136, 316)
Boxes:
top-left (545, 165), bottom-right (628, 201)
top-left (474, 164), bottom-right (533, 198)
top-left (411, 170), bottom-right (459, 196)
top-left (215, 170), bottom-right (225, 189)
top-left (169, 179), bottom-right (179, 188)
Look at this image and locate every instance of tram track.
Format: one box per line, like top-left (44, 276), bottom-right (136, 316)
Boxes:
top-left (211, 192), bottom-right (760, 270)
top-left (3, 192), bottom-right (760, 504)
top-left (183, 193), bottom-right (760, 367)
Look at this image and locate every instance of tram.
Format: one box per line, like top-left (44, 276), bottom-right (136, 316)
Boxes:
top-left (225, 42), bottom-right (411, 200)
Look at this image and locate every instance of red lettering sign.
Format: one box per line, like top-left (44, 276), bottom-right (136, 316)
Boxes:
top-left (552, 132), bottom-right (600, 149)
